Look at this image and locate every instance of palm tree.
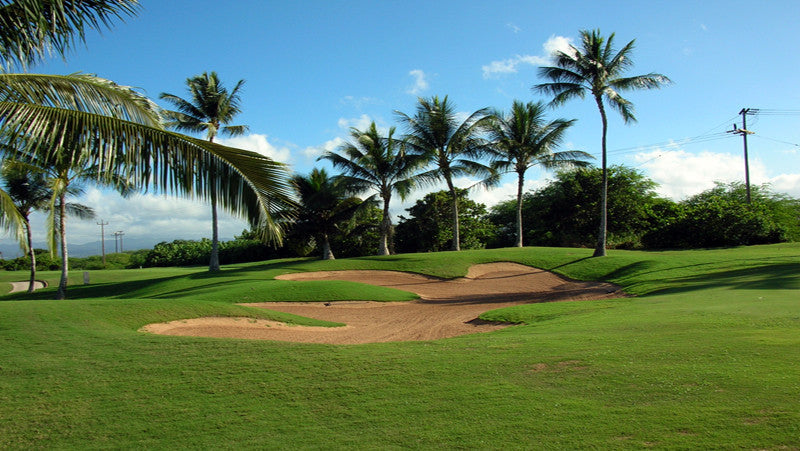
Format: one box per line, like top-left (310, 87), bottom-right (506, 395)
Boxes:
top-left (319, 122), bottom-right (422, 255)
top-left (1, 160), bottom-right (51, 292)
top-left (292, 168), bottom-right (366, 260)
top-left (0, 1), bottom-right (294, 298)
top-left (534, 29), bottom-right (671, 256)
top-left (396, 96), bottom-right (494, 251)
top-left (487, 100), bottom-right (593, 247)
top-left (159, 72), bottom-right (249, 272)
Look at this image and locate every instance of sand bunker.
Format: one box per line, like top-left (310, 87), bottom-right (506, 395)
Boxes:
top-left (142, 262), bottom-right (623, 344)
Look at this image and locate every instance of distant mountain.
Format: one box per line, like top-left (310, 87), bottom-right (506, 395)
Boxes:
top-left (0, 235), bottom-right (234, 259)
top-left (1, 237), bottom-right (156, 259)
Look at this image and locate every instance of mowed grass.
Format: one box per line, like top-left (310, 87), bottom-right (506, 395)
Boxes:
top-left (0, 244), bottom-right (798, 448)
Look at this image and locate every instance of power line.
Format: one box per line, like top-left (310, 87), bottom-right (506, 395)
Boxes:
top-left (752, 134), bottom-right (800, 148)
top-left (607, 131), bottom-right (734, 156)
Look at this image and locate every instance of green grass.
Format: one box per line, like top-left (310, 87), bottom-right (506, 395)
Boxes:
top-left (1, 243), bottom-right (798, 448)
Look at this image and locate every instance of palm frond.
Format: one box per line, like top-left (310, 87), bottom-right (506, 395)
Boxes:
top-left (0, 73), bottom-right (162, 126)
top-left (0, 101), bottom-right (294, 245)
top-left (0, 186), bottom-right (26, 245)
top-left (0, 0), bottom-right (140, 70)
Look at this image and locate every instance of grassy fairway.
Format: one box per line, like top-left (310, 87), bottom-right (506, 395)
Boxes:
top-left (1, 244), bottom-right (798, 448)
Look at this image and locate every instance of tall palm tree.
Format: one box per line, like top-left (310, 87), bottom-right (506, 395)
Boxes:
top-left (534, 29), bottom-right (671, 256)
top-left (0, 1), bottom-right (294, 298)
top-left (319, 122), bottom-right (422, 255)
top-left (396, 96), bottom-right (494, 251)
top-left (487, 100), bottom-right (593, 247)
top-left (292, 168), bottom-right (365, 260)
top-left (159, 72), bottom-right (249, 272)
top-left (1, 160), bottom-right (51, 292)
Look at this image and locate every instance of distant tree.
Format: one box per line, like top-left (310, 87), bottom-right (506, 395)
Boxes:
top-left (489, 166), bottom-right (666, 248)
top-left (486, 100), bottom-right (592, 247)
top-left (329, 204), bottom-right (383, 258)
top-left (642, 182), bottom-right (800, 248)
top-left (292, 168), bottom-right (369, 260)
top-left (160, 71), bottom-right (249, 272)
top-left (395, 189), bottom-right (497, 253)
top-left (535, 29), bottom-right (671, 256)
top-left (396, 96), bottom-right (494, 251)
top-left (320, 122), bottom-right (423, 255)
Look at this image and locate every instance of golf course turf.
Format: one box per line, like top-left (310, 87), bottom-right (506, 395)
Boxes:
top-left (0, 244), bottom-right (798, 448)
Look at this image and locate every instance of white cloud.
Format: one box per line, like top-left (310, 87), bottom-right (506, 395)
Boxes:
top-left (542, 35), bottom-right (574, 56)
top-left (482, 35), bottom-right (573, 78)
top-left (302, 137), bottom-right (345, 160)
top-left (340, 95), bottom-right (379, 109)
top-left (407, 69), bottom-right (429, 95)
top-left (16, 189), bottom-right (249, 249)
top-left (507, 23), bottom-right (521, 34)
top-left (337, 114), bottom-right (373, 131)
top-left (634, 149), bottom-right (772, 200)
top-left (218, 134), bottom-right (292, 163)
top-left (768, 173), bottom-right (800, 197)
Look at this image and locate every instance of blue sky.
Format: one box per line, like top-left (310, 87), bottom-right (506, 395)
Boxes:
top-left (3, 0), bottom-right (800, 253)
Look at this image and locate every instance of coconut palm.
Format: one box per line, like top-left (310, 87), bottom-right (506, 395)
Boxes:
top-left (534, 29), bottom-right (671, 256)
top-left (396, 96), bottom-right (494, 251)
top-left (319, 122), bottom-right (423, 255)
top-left (159, 72), bottom-right (249, 272)
top-left (487, 100), bottom-right (593, 247)
top-left (0, 1), bottom-right (294, 298)
top-left (292, 168), bottom-right (366, 260)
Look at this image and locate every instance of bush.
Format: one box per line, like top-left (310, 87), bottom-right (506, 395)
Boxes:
top-left (643, 183), bottom-right (800, 248)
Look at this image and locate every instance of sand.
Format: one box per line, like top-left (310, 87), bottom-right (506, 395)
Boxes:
top-left (142, 262), bottom-right (623, 344)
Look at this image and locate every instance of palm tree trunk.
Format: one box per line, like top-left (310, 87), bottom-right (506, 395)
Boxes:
top-left (56, 193), bottom-right (68, 300)
top-left (516, 169), bottom-right (525, 248)
top-left (207, 154), bottom-right (221, 271)
top-left (24, 216), bottom-right (36, 293)
top-left (378, 196), bottom-right (391, 256)
top-left (321, 233), bottom-right (335, 260)
top-left (593, 96), bottom-right (608, 257)
top-left (208, 188), bottom-right (221, 271)
top-left (445, 176), bottom-right (460, 251)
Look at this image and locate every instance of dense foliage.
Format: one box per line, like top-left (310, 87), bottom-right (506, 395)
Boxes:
top-left (140, 232), bottom-right (281, 268)
top-left (489, 170), bottom-right (799, 250)
top-left (489, 166), bottom-right (664, 248)
top-left (395, 189), bottom-right (497, 253)
top-left (642, 182), bottom-right (800, 248)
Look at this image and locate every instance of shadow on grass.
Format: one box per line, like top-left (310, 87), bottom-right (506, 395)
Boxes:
top-left (0, 273), bottom-right (191, 302)
top-left (650, 262), bottom-right (800, 295)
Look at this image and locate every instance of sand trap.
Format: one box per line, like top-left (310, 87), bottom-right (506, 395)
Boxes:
top-left (142, 262), bottom-right (624, 344)
top-left (8, 280), bottom-right (47, 293)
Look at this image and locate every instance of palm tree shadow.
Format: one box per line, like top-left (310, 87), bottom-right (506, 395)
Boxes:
top-left (650, 262), bottom-right (800, 295)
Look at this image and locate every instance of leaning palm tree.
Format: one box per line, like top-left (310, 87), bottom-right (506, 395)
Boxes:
top-left (159, 72), bottom-right (249, 272)
top-left (292, 168), bottom-right (366, 260)
top-left (534, 29), bottom-right (671, 256)
top-left (319, 122), bottom-right (423, 255)
top-left (487, 100), bottom-right (593, 247)
top-left (1, 160), bottom-right (51, 291)
top-left (0, 1), bottom-right (294, 298)
top-left (396, 96), bottom-right (494, 251)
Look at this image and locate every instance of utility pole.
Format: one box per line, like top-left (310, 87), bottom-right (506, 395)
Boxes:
top-left (97, 220), bottom-right (109, 266)
top-left (729, 108), bottom-right (758, 204)
top-left (113, 231), bottom-right (120, 253)
top-left (117, 231), bottom-right (124, 253)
